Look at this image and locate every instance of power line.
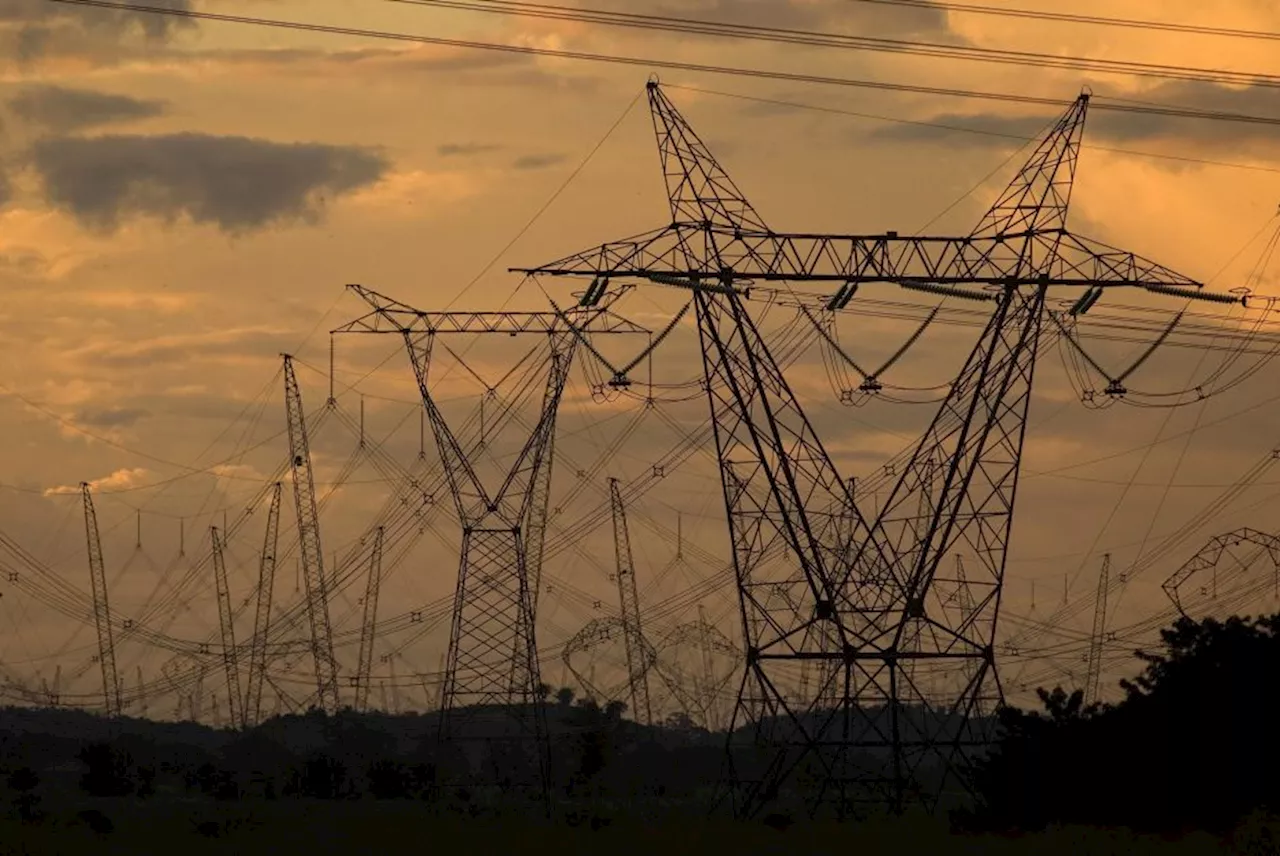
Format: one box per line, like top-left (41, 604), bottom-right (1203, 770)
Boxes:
top-left (48, 0), bottom-right (1280, 127)
top-left (441, 85), bottom-right (644, 309)
top-left (670, 84), bottom-right (1280, 176)
top-left (389, 0), bottom-right (1280, 91)
top-left (847, 0), bottom-right (1280, 43)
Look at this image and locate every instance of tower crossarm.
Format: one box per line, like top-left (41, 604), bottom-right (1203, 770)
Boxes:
top-left (512, 224), bottom-right (1210, 293)
top-left (333, 283), bottom-right (652, 336)
top-left (335, 284), bottom-right (652, 528)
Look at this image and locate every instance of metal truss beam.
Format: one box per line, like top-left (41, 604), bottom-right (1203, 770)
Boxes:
top-left (335, 284), bottom-right (649, 808)
top-left (517, 226), bottom-right (1205, 292)
top-left (514, 79), bottom-right (1221, 820)
top-left (334, 284), bottom-right (651, 337)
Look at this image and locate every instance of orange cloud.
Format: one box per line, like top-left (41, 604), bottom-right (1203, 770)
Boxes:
top-left (43, 466), bottom-right (150, 496)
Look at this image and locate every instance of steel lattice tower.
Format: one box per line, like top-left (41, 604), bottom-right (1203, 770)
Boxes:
top-left (283, 355), bottom-right (341, 713)
top-left (210, 526), bottom-right (245, 729)
top-left (1084, 553), bottom-right (1111, 706)
top-left (354, 527), bottom-right (385, 714)
top-left (516, 80), bottom-right (1234, 818)
top-left (81, 484), bottom-right (121, 718)
top-left (334, 285), bottom-right (646, 800)
top-left (609, 477), bottom-right (653, 725)
top-left (245, 482), bottom-right (282, 728)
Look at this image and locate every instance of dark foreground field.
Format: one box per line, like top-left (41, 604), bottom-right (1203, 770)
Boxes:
top-left (0, 800), bottom-right (1260, 856)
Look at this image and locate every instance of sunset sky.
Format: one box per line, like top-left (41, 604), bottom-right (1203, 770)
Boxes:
top-left (0, 0), bottom-right (1278, 716)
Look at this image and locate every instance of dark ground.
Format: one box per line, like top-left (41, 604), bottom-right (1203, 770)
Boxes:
top-left (0, 799), bottom-right (1257, 856)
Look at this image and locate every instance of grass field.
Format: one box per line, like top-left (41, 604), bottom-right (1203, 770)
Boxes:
top-left (0, 799), bottom-right (1251, 855)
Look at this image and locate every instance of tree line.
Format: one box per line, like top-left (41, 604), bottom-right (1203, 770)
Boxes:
top-left (2, 612), bottom-right (1280, 836)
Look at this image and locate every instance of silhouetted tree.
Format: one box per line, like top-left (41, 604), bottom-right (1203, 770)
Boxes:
top-left (322, 713), bottom-right (396, 773)
top-left (366, 759), bottom-right (413, 799)
top-left (286, 753), bottom-right (350, 800)
top-left (77, 807), bottom-right (113, 836)
top-left (7, 766), bottom-right (42, 824)
top-left (78, 743), bottom-right (135, 798)
top-left (562, 697), bottom-right (629, 795)
top-left (555, 687), bottom-right (575, 708)
top-left (134, 764), bottom-right (156, 799)
top-left (965, 613), bottom-right (1280, 835)
top-left (192, 761), bottom-right (239, 800)
top-left (663, 711), bottom-right (696, 732)
top-left (218, 731), bottom-right (296, 800)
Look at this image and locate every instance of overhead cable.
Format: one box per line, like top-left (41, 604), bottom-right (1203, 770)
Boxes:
top-left (47, 0), bottom-right (1280, 127)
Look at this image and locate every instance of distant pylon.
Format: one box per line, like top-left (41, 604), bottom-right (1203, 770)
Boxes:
top-left (334, 284), bottom-right (647, 804)
top-left (245, 483), bottom-right (283, 728)
top-left (282, 355), bottom-right (341, 713)
top-left (81, 484), bottom-right (122, 718)
top-left (610, 478), bottom-right (654, 725)
top-left (211, 526), bottom-right (245, 729)
top-left (1084, 553), bottom-right (1111, 706)
top-left (354, 527), bottom-right (385, 713)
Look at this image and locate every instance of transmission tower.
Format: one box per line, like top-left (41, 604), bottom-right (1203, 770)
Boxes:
top-left (1162, 528), bottom-right (1280, 616)
top-left (354, 527), bottom-right (385, 713)
top-left (609, 477), bottom-right (654, 725)
top-left (41, 665), bottom-right (61, 708)
top-left (136, 666), bottom-right (147, 718)
top-left (696, 605), bottom-right (725, 732)
top-left (515, 79), bottom-right (1233, 818)
top-left (191, 662), bottom-right (206, 722)
top-left (334, 284), bottom-right (647, 801)
top-left (283, 355), bottom-right (341, 714)
top-left (562, 616), bottom-right (656, 705)
top-left (651, 607), bottom-right (739, 731)
top-left (211, 526), bottom-right (245, 730)
top-left (81, 484), bottom-right (121, 718)
top-left (246, 482), bottom-right (283, 727)
top-left (1084, 553), bottom-right (1111, 706)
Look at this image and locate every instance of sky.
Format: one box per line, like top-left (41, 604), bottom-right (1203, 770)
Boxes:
top-left (0, 0), bottom-right (1278, 720)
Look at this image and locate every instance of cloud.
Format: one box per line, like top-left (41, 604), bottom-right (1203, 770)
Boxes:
top-left (8, 85), bottom-right (167, 133)
top-left (866, 111), bottom-right (1048, 149)
top-left (348, 168), bottom-right (484, 211)
top-left (73, 406), bottom-right (149, 429)
top-left (866, 82), bottom-right (1280, 154)
top-left (0, 249), bottom-right (45, 277)
top-left (177, 42), bottom-right (542, 81)
top-left (583, 0), bottom-right (952, 38)
top-left (0, 169), bottom-right (9, 207)
top-left (79, 290), bottom-right (193, 313)
top-left (1087, 81), bottom-right (1280, 148)
top-left (210, 463), bottom-right (264, 482)
top-left (438, 142), bottom-right (502, 157)
top-left (512, 153), bottom-right (569, 170)
top-left (43, 466), bottom-right (150, 496)
top-left (27, 133), bottom-right (389, 233)
top-left (0, 0), bottom-right (194, 64)
top-left (69, 326), bottom-right (292, 370)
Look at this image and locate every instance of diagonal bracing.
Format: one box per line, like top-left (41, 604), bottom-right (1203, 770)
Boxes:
top-left (514, 79), bottom-right (1237, 818)
top-left (334, 284), bottom-right (648, 801)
